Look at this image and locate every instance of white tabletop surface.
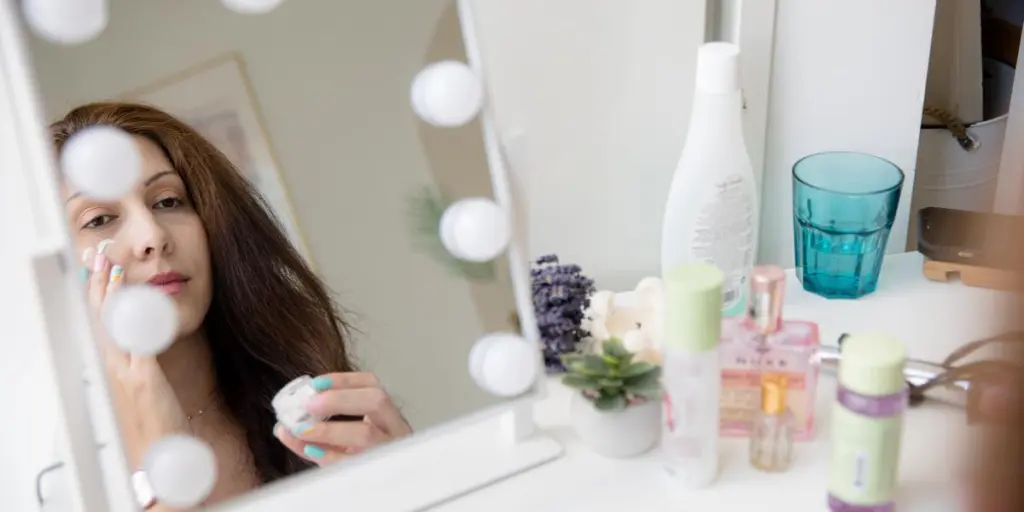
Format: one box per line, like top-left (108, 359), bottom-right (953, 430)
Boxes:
top-left (438, 252), bottom-right (1016, 511)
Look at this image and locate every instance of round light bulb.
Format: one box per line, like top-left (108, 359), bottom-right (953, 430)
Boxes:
top-left (468, 333), bottom-right (538, 397)
top-left (22, 0), bottom-right (108, 45)
top-left (60, 125), bottom-right (141, 201)
top-left (439, 197), bottom-right (510, 263)
top-left (220, 0), bottom-right (286, 14)
top-left (410, 60), bottom-right (483, 127)
top-left (142, 435), bottom-right (217, 509)
top-left (102, 285), bottom-right (179, 356)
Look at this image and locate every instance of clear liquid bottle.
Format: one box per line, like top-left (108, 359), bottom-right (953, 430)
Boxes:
top-left (661, 262), bottom-right (724, 488)
top-left (749, 373), bottom-right (794, 472)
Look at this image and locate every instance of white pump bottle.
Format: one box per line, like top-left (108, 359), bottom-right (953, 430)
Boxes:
top-left (660, 42), bottom-right (759, 318)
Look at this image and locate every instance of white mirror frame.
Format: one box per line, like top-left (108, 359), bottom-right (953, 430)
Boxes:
top-left (0, 0), bottom-right (562, 510)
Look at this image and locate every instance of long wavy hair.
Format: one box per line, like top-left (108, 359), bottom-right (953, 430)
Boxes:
top-left (50, 102), bottom-right (356, 483)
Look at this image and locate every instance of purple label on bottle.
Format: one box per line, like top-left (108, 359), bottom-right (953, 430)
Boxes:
top-left (828, 494), bottom-right (894, 512)
top-left (836, 385), bottom-right (908, 418)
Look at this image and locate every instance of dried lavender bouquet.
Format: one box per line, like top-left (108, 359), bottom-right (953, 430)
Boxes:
top-left (532, 254), bottom-right (595, 373)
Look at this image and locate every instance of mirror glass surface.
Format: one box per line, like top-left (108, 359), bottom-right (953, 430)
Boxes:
top-left (26, 0), bottom-right (520, 506)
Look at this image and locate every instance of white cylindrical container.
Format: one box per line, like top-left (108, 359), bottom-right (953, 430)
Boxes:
top-left (660, 42), bottom-right (759, 318)
top-left (661, 262), bottom-right (724, 488)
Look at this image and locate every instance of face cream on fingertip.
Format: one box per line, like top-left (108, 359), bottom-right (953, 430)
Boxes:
top-left (97, 238), bottom-right (114, 254)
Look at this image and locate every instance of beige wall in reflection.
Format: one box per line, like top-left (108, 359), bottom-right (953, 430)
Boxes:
top-left (420, 3), bottom-right (519, 337)
top-left (27, 0), bottom-right (517, 430)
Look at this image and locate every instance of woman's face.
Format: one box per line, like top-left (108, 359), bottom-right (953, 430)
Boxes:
top-left (63, 135), bottom-right (213, 338)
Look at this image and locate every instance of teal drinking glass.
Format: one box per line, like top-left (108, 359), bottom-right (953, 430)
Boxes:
top-left (792, 152), bottom-right (904, 299)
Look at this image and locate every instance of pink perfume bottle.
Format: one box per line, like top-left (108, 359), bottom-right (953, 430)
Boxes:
top-left (719, 265), bottom-right (820, 440)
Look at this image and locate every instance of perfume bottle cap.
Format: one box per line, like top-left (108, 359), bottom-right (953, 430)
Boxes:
top-left (747, 265), bottom-right (786, 333)
top-left (663, 262), bottom-right (723, 352)
top-left (837, 333), bottom-right (907, 396)
top-left (760, 373), bottom-right (788, 415)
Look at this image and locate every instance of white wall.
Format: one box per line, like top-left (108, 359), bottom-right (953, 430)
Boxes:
top-left (27, 0), bottom-right (507, 431)
top-left (471, 0), bottom-right (939, 281)
top-left (471, 1), bottom-right (708, 291)
top-left (757, 0), bottom-right (936, 266)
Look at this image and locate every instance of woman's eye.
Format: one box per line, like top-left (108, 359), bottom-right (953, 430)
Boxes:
top-left (82, 214), bottom-right (114, 229)
top-left (154, 197), bottom-right (184, 209)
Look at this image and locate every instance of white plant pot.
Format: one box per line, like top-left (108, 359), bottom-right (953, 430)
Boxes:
top-left (570, 393), bottom-right (661, 458)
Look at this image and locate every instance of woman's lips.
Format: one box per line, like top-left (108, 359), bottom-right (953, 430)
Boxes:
top-left (152, 280), bottom-right (187, 295)
top-left (147, 272), bottom-right (188, 295)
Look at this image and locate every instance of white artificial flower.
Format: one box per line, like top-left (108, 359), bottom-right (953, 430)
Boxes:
top-left (582, 277), bottom-right (666, 364)
top-left (621, 329), bottom-right (651, 353)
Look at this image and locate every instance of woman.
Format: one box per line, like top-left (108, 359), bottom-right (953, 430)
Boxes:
top-left (53, 102), bottom-right (412, 507)
top-left (968, 314), bottom-right (1024, 511)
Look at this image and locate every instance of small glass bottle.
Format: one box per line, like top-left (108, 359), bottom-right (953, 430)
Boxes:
top-left (749, 373), bottom-right (794, 472)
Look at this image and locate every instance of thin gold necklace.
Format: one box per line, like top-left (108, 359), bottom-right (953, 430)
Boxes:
top-left (187, 395), bottom-right (218, 421)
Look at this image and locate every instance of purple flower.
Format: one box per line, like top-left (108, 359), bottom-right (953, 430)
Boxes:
top-left (532, 254), bottom-right (595, 372)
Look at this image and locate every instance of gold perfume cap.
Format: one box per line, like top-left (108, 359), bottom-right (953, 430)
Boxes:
top-left (760, 373), bottom-right (788, 415)
top-left (747, 265), bottom-right (786, 333)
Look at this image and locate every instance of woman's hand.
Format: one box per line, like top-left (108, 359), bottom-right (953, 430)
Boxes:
top-left (274, 372), bottom-right (412, 464)
top-left (85, 245), bottom-right (190, 468)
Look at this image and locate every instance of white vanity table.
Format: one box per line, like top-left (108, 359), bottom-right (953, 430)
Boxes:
top-left (437, 252), bottom-right (1014, 511)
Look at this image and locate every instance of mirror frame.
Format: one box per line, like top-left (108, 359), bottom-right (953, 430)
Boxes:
top-left (0, 0), bottom-right (788, 510)
top-left (0, 0), bottom-right (557, 510)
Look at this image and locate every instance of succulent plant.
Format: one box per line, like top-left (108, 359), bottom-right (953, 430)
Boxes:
top-left (561, 337), bottom-right (662, 411)
top-left (531, 254), bottom-right (595, 372)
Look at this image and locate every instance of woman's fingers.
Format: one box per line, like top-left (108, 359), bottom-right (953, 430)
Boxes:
top-left (85, 242), bottom-right (132, 371)
top-left (87, 247), bottom-right (112, 310)
top-left (314, 372), bottom-right (380, 389)
top-left (274, 424), bottom-right (350, 465)
top-left (306, 385), bottom-right (412, 437)
top-left (287, 418), bottom-right (388, 454)
top-left (275, 371), bottom-right (408, 465)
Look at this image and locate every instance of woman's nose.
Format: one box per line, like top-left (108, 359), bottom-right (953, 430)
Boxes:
top-left (129, 212), bottom-right (173, 259)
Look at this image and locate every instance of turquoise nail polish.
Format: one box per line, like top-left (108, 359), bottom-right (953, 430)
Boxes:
top-left (291, 423), bottom-right (314, 436)
top-left (311, 377), bottom-right (333, 391)
top-left (304, 444), bottom-right (326, 459)
top-left (78, 267), bottom-right (90, 283)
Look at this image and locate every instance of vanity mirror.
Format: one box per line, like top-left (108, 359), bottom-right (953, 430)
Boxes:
top-left (0, 0), bottom-right (558, 511)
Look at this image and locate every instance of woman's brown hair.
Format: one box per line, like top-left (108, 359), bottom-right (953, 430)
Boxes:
top-left (50, 102), bottom-right (356, 483)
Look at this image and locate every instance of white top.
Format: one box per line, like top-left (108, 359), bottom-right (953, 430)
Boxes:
top-left (437, 252), bottom-right (1012, 511)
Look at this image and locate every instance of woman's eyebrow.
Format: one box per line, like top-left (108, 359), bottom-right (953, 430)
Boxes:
top-left (143, 169), bottom-right (177, 186)
top-left (65, 169), bottom-right (177, 203)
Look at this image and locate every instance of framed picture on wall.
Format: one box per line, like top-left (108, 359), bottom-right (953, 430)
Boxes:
top-left (120, 52), bottom-right (312, 261)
